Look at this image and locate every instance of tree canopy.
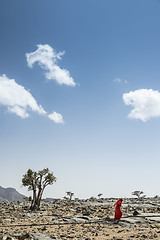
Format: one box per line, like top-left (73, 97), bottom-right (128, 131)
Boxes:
top-left (22, 168), bottom-right (56, 210)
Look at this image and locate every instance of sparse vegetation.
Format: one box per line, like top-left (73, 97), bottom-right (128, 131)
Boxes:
top-left (98, 193), bottom-right (103, 199)
top-left (22, 168), bottom-right (56, 210)
top-left (66, 191), bottom-right (74, 200)
top-left (154, 195), bottom-right (159, 199)
top-left (89, 196), bottom-right (97, 202)
top-left (132, 190), bottom-right (145, 199)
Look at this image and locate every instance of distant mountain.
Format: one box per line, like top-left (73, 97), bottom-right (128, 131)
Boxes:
top-left (44, 198), bottom-right (54, 202)
top-left (0, 186), bottom-right (26, 202)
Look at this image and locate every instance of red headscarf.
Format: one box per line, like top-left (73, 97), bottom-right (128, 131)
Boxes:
top-left (114, 198), bottom-right (123, 207)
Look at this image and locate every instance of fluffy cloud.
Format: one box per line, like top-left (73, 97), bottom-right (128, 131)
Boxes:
top-left (0, 74), bottom-right (64, 124)
top-left (113, 78), bottom-right (128, 84)
top-left (123, 89), bottom-right (160, 122)
top-left (0, 74), bottom-right (46, 118)
top-left (26, 44), bottom-right (75, 86)
top-left (48, 111), bottom-right (64, 124)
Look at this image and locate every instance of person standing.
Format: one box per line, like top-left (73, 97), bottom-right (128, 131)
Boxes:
top-left (114, 198), bottom-right (123, 222)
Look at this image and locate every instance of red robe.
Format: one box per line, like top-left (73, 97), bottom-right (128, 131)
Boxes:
top-left (114, 198), bottom-right (123, 220)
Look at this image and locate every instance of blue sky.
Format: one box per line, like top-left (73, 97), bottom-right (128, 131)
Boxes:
top-left (1, 0), bottom-right (160, 199)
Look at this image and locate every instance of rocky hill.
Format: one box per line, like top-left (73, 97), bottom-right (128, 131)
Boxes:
top-left (0, 186), bottom-right (26, 202)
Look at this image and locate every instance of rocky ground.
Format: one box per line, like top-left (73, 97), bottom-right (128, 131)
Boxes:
top-left (1, 197), bottom-right (160, 239)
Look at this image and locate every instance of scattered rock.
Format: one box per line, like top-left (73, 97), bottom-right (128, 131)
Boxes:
top-left (1, 198), bottom-right (160, 239)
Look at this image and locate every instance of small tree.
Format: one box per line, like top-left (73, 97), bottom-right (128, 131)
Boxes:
top-left (132, 190), bottom-right (145, 199)
top-left (66, 191), bottom-right (74, 200)
top-left (97, 193), bottom-right (103, 199)
top-left (22, 168), bottom-right (56, 210)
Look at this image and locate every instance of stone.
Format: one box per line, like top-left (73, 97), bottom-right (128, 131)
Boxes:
top-left (28, 232), bottom-right (53, 240)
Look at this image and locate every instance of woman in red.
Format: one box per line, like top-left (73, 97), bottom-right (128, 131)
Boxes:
top-left (114, 198), bottom-right (123, 222)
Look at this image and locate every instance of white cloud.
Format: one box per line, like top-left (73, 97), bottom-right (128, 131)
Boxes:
top-left (48, 111), bottom-right (64, 124)
top-left (0, 74), bottom-right (65, 124)
top-left (26, 44), bottom-right (75, 86)
top-left (123, 89), bottom-right (160, 122)
top-left (8, 106), bottom-right (29, 118)
top-left (0, 74), bottom-right (46, 118)
top-left (113, 78), bottom-right (128, 84)
top-left (113, 78), bottom-right (121, 83)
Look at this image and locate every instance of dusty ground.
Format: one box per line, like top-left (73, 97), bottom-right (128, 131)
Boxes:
top-left (1, 198), bottom-right (160, 239)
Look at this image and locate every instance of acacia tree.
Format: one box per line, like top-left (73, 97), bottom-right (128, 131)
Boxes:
top-left (22, 168), bottom-right (56, 210)
top-left (132, 191), bottom-right (145, 199)
top-left (97, 193), bottom-right (103, 199)
top-left (66, 191), bottom-right (74, 200)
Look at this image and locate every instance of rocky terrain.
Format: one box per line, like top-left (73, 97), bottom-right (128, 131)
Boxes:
top-left (1, 197), bottom-right (160, 239)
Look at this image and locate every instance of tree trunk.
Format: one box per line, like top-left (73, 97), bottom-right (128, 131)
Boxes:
top-left (37, 188), bottom-right (44, 208)
top-left (30, 187), bottom-right (37, 210)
